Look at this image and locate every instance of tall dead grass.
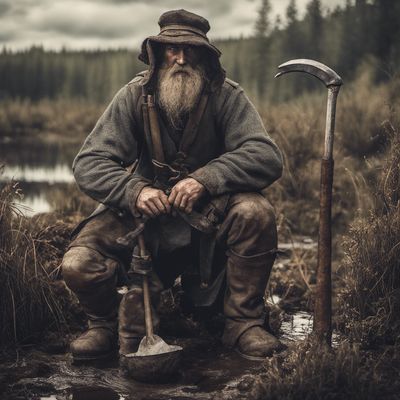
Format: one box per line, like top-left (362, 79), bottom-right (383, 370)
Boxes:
top-left (261, 63), bottom-right (397, 239)
top-left (0, 175), bottom-right (75, 349)
top-left (337, 121), bottom-right (400, 346)
top-left (249, 340), bottom-right (398, 400)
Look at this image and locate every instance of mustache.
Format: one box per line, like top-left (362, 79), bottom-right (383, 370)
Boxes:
top-left (167, 64), bottom-right (196, 75)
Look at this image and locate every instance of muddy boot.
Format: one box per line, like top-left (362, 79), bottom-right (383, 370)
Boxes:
top-left (62, 247), bottom-right (121, 361)
top-left (222, 251), bottom-right (283, 360)
top-left (236, 326), bottom-right (283, 360)
top-left (118, 276), bottom-right (162, 355)
top-left (68, 280), bottom-right (119, 362)
top-left (70, 318), bottom-right (118, 362)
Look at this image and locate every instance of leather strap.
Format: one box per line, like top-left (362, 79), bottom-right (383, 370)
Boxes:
top-left (178, 93), bottom-right (209, 156)
top-left (141, 90), bottom-right (209, 165)
top-left (147, 94), bottom-right (165, 163)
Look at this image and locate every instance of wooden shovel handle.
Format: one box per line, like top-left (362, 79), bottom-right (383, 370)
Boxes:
top-left (137, 233), bottom-right (154, 338)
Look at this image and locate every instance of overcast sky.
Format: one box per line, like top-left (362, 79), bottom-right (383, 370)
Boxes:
top-left (0, 0), bottom-right (346, 51)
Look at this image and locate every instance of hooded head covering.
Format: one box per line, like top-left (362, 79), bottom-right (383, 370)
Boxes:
top-left (139, 9), bottom-right (225, 92)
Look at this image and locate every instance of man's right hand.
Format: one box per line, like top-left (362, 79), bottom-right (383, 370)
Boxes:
top-left (136, 187), bottom-right (171, 218)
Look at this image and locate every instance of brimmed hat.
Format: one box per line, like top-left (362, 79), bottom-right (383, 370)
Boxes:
top-left (139, 9), bottom-right (225, 92)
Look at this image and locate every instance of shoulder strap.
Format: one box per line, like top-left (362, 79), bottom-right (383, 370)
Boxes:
top-left (178, 93), bottom-right (209, 156)
top-left (141, 91), bottom-right (209, 163)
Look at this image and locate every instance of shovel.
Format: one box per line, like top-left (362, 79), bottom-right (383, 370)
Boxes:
top-left (120, 231), bottom-right (183, 382)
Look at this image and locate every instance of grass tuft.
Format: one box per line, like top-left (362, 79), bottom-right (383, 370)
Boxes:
top-left (337, 121), bottom-right (400, 346)
top-left (0, 175), bottom-right (78, 349)
top-left (248, 340), bottom-right (398, 400)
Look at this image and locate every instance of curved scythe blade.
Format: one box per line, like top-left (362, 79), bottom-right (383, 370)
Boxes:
top-left (275, 59), bottom-right (342, 87)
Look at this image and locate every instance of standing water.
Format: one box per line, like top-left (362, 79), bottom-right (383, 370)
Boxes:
top-left (0, 139), bottom-right (77, 215)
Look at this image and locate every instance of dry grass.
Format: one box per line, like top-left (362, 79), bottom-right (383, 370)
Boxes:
top-left (337, 121), bottom-right (400, 347)
top-left (47, 182), bottom-right (97, 216)
top-left (0, 175), bottom-right (79, 349)
top-left (261, 63), bottom-right (396, 240)
top-left (0, 98), bottom-right (102, 141)
top-left (247, 340), bottom-right (399, 400)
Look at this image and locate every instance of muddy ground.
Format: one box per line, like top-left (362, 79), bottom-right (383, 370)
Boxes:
top-left (0, 239), bottom-right (317, 400)
top-left (0, 311), bottom-right (313, 400)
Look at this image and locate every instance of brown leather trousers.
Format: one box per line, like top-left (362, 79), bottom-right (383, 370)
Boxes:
top-left (62, 192), bottom-right (277, 353)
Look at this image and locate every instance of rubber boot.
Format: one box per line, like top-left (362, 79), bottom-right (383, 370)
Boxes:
top-left (70, 282), bottom-right (119, 362)
top-left (222, 251), bottom-right (283, 360)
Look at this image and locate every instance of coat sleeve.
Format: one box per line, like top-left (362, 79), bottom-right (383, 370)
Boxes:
top-left (72, 84), bottom-right (151, 213)
top-left (189, 84), bottom-right (283, 196)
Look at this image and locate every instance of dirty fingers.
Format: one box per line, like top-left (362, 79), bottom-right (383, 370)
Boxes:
top-left (136, 187), bottom-right (171, 218)
top-left (168, 178), bottom-right (205, 214)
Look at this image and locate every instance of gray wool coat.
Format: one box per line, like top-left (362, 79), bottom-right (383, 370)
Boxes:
top-left (71, 75), bottom-right (283, 302)
top-left (73, 76), bottom-right (283, 218)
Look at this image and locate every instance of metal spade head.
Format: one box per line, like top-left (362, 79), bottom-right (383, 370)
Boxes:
top-left (121, 334), bottom-right (183, 383)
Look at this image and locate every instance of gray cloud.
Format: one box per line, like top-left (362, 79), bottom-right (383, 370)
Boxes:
top-left (0, 0), bottom-right (346, 50)
top-left (0, 3), bottom-right (12, 17)
top-left (0, 29), bottom-right (17, 41)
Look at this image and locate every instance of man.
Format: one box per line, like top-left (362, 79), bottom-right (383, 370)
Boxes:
top-left (62, 9), bottom-right (283, 362)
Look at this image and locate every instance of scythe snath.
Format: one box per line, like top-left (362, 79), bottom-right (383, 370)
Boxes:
top-left (275, 59), bottom-right (343, 345)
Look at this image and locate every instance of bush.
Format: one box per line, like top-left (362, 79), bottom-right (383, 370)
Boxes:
top-left (247, 340), bottom-right (398, 400)
top-left (338, 121), bottom-right (400, 346)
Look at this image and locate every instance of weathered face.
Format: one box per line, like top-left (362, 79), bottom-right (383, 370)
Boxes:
top-left (162, 44), bottom-right (201, 69)
top-left (157, 44), bottom-right (206, 129)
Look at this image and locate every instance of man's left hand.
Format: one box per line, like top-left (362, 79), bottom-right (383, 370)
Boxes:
top-left (168, 178), bottom-right (206, 214)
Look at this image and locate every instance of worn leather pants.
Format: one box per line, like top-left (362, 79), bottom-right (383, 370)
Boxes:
top-left (61, 192), bottom-right (277, 353)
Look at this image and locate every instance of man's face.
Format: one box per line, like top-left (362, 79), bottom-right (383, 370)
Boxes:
top-left (162, 44), bottom-right (201, 70)
top-left (157, 43), bottom-right (206, 128)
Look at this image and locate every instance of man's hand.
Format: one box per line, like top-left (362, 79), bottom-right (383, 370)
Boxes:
top-left (136, 187), bottom-right (171, 218)
top-left (168, 178), bottom-right (206, 214)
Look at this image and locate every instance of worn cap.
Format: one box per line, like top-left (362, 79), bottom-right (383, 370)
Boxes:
top-left (139, 9), bottom-right (221, 64)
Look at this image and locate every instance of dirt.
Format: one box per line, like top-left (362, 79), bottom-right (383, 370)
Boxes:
top-left (0, 237), bottom-right (321, 400)
top-left (0, 305), bottom-right (319, 400)
top-left (0, 338), bottom-right (266, 400)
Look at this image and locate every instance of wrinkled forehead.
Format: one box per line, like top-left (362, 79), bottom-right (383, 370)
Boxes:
top-left (161, 42), bottom-right (203, 54)
top-left (154, 42), bottom-right (207, 64)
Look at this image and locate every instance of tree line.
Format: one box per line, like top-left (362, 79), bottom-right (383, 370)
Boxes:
top-left (0, 0), bottom-right (398, 104)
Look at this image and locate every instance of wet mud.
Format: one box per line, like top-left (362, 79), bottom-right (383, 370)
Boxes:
top-left (0, 238), bottom-right (322, 400)
top-left (0, 307), bottom-right (319, 400)
top-left (1, 337), bottom-right (265, 400)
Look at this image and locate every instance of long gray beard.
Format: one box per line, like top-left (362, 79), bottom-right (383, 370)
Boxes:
top-left (157, 64), bottom-right (205, 129)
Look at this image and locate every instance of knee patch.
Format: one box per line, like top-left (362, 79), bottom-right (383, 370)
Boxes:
top-left (62, 246), bottom-right (118, 292)
top-left (231, 195), bottom-right (276, 232)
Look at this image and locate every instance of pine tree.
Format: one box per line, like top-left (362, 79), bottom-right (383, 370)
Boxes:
top-left (254, 0), bottom-right (272, 100)
top-left (305, 0), bottom-right (323, 60)
top-left (286, 0), bottom-right (298, 26)
top-left (255, 0), bottom-right (271, 38)
top-left (284, 0), bottom-right (303, 58)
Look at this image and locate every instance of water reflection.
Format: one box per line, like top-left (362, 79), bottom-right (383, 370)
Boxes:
top-left (1, 164), bottom-right (73, 183)
top-left (0, 139), bottom-right (79, 215)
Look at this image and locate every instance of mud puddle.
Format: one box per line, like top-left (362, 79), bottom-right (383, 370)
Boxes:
top-left (0, 308), bottom-right (324, 400)
top-left (1, 338), bottom-right (265, 400)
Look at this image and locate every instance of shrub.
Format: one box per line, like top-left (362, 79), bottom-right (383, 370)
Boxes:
top-left (338, 122), bottom-right (400, 346)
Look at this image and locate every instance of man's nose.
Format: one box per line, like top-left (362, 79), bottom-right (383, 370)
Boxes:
top-left (175, 49), bottom-right (186, 65)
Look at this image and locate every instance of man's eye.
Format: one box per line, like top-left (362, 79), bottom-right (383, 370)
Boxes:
top-left (167, 46), bottom-right (178, 52)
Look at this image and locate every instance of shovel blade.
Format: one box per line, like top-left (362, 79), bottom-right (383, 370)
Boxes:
top-left (121, 335), bottom-right (183, 382)
top-left (135, 334), bottom-right (182, 356)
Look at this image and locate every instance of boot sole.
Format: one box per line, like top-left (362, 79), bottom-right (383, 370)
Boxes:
top-left (72, 349), bottom-right (118, 364)
top-left (234, 348), bottom-right (272, 361)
